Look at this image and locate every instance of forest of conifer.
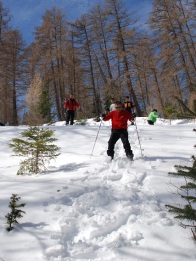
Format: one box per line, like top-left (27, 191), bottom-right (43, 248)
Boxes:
top-left (0, 0), bottom-right (195, 125)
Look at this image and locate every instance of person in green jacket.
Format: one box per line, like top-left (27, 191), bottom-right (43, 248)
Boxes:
top-left (147, 109), bottom-right (158, 125)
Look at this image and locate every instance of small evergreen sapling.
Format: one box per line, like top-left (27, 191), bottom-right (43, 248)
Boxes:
top-left (166, 156), bottom-right (196, 242)
top-left (9, 126), bottom-right (60, 174)
top-left (163, 106), bottom-right (179, 124)
top-left (5, 194), bottom-right (26, 231)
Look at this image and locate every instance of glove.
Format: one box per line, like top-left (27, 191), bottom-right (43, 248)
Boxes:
top-left (101, 113), bottom-right (106, 118)
top-left (132, 113), bottom-right (136, 119)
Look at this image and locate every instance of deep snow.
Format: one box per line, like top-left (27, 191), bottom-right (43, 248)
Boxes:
top-left (0, 117), bottom-right (195, 261)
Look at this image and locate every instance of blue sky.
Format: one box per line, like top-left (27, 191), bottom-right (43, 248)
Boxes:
top-left (3, 0), bottom-right (152, 44)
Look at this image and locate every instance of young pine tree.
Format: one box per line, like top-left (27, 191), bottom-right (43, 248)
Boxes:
top-left (5, 194), bottom-right (26, 231)
top-left (9, 126), bottom-right (60, 174)
top-left (166, 156), bottom-right (196, 242)
top-left (163, 106), bottom-right (179, 124)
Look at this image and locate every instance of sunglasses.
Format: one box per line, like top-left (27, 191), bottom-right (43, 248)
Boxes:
top-left (115, 106), bottom-right (122, 109)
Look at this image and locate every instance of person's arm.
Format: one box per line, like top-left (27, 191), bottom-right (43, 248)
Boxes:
top-left (75, 100), bottom-right (80, 108)
top-left (153, 112), bottom-right (158, 118)
top-left (102, 111), bottom-right (112, 121)
top-left (64, 100), bottom-right (68, 108)
top-left (127, 111), bottom-right (135, 124)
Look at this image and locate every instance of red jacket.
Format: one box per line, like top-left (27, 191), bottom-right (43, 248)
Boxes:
top-left (103, 109), bottom-right (133, 129)
top-left (64, 99), bottom-right (80, 111)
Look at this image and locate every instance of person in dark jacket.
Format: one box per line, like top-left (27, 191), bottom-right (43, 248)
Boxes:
top-left (64, 94), bottom-right (81, 125)
top-left (123, 96), bottom-right (133, 114)
top-left (102, 101), bottom-right (134, 160)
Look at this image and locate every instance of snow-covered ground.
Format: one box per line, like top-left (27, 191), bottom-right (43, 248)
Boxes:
top-left (0, 117), bottom-right (195, 261)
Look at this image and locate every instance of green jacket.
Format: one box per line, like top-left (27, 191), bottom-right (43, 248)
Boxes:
top-left (148, 111), bottom-right (158, 122)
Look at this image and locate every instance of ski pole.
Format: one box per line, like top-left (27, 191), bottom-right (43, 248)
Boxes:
top-left (134, 118), bottom-right (143, 157)
top-left (90, 117), bottom-right (103, 157)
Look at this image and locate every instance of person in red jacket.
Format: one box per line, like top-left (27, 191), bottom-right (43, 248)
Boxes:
top-left (102, 101), bottom-right (134, 160)
top-left (64, 94), bottom-right (81, 125)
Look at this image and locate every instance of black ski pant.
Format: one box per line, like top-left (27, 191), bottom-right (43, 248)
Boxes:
top-left (147, 120), bottom-right (154, 125)
top-left (107, 129), bottom-right (133, 158)
top-left (66, 110), bottom-right (75, 125)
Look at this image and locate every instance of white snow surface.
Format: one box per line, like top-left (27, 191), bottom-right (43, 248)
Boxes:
top-left (0, 117), bottom-right (195, 261)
